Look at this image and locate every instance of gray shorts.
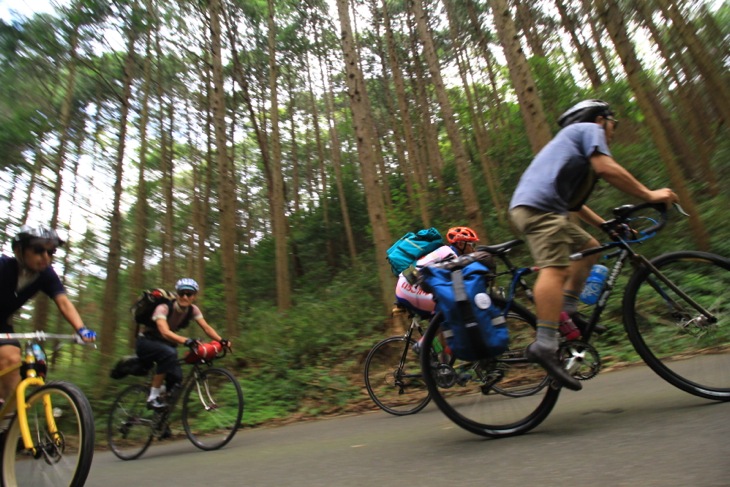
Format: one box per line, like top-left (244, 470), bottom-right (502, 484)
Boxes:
top-left (509, 206), bottom-right (594, 268)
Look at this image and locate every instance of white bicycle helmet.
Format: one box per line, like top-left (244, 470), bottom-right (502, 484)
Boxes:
top-left (12, 225), bottom-right (64, 250)
top-left (175, 278), bottom-right (199, 293)
top-left (557, 99), bottom-right (613, 128)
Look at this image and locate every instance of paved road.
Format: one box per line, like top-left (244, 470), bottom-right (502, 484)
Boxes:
top-left (88, 363), bottom-right (729, 487)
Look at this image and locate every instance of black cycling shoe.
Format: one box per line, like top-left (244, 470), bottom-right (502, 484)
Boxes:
top-left (570, 312), bottom-right (606, 336)
top-left (525, 342), bottom-right (582, 391)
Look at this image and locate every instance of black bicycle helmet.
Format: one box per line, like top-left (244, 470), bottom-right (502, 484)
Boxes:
top-left (11, 225), bottom-right (64, 250)
top-left (557, 99), bottom-right (614, 128)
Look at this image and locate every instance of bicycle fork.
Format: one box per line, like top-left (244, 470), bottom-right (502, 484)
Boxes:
top-left (193, 372), bottom-right (218, 411)
top-left (11, 377), bottom-right (62, 458)
top-left (635, 254), bottom-right (717, 325)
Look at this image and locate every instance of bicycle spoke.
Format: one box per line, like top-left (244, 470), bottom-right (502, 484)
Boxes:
top-left (364, 335), bottom-right (431, 415)
top-left (3, 382), bottom-right (94, 487)
top-left (182, 368), bottom-right (243, 451)
top-left (107, 384), bottom-right (155, 461)
top-left (421, 298), bottom-right (560, 438)
top-left (624, 251), bottom-right (730, 400)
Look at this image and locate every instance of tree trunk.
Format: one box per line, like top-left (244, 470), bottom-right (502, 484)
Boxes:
top-left (489, 0), bottom-right (552, 153)
top-left (656, 0), bottom-right (730, 122)
top-left (555, 0), bottom-right (602, 88)
top-left (207, 0), bottom-right (239, 336)
top-left (101, 28), bottom-right (137, 361)
top-left (267, 0), bottom-right (291, 311)
top-left (130, 30), bottom-right (153, 347)
top-left (579, 0), bottom-right (615, 82)
top-left (382, 0), bottom-right (431, 228)
top-left (444, 0), bottom-right (505, 229)
top-left (33, 25), bottom-right (80, 332)
top-left (595, 0), bottom-right (709, 250)
top-left (411, 0), bottom-right (487, 240)
top-left (336, 0), bottom-right (393, 314)
top-left (321, 53), bottom-right (357, 265)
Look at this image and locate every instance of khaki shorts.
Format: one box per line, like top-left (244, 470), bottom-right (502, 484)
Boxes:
top-left (509, 206), bottom-right (593, 268)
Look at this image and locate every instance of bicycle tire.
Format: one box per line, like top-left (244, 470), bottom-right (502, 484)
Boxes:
top-left (182, 367), bottom-right (243, 451)
top-left (364, 335), bottom-right (431, 415)
top-left (107, 384), bottom-right (155, 460)
top-left (420, 297), bottom-right (561, 438)
top-left (623, 250), bottom-right (730, 401)
top-left (2, 381), bottom-right (95, 487)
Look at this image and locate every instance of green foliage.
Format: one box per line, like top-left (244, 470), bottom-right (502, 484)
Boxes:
top-left (234, 257), bottom-right (385, 423)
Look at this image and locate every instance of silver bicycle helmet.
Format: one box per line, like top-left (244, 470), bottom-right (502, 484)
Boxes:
top-left (557, 99), bottom-right (614, 128)
top-left (12, 225), bottom-right (64, 250)
top-left (175, 278), bottom-right (199, 293)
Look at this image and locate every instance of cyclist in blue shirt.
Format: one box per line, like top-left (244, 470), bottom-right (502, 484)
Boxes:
top-left (0, 225), bottom-right (96, 402)
top-left (509, 100), bottom-right (677, 391)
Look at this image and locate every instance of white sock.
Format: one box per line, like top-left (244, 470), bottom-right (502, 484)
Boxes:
top-left (148, 387), bottom-right (162, 401)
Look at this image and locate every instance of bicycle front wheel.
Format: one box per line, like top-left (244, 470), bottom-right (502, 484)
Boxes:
top-left (2, 381), bottom-right (95, 487)
top-left (420, 298), bottom-right (560, 438)
top-left (623, 251), bottom-right (730, 400)
top-left (182, 367), bottom-right (243, 450)
top-left (106, 384), bottom-right (155, 460)
top-left (364, 335), bottom-right (431, 416)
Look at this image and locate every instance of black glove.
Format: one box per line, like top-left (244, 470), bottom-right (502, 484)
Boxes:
top-left (219, 339), bottom-right (230, 348)
top-left (184, 338), bottom-right (197, 349)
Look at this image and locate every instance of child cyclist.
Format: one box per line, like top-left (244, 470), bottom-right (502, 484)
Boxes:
top-left (394, 227), bottom-right (479, 352)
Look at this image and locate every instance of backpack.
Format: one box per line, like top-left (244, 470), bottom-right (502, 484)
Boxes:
top-left (386, 227), bottom-right (444, 277)
top-left (109, 355), bottom-right (152, 380)
top-left (419, 251), bottom-right (508, 361)
top-left (131, 288), bottom-right (193, 338)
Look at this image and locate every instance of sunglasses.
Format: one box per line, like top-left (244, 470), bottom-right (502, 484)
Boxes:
top-left (31, 245), bottom-right (56, 256)
top-left (178, 291), bottom-right (197, 298)
top-left (606, 117), bottom-right (619, 129)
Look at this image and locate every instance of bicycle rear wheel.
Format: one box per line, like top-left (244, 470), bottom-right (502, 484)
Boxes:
top-left (107, 384), bottom-right (155, 460)
top-left (182, 367), bottom-right (243, 450)
top-left (420, 298), bottom-right (560, 438)
top-left (2, 381), bottom-right (95, 487)
top-left (623, 251), bottom-right (730, 400)
top-left (364, 335), bottom-right (431, 415)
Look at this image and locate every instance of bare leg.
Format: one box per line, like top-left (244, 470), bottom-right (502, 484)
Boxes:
top-left (527, 265), bottom-right (583, 391)
top-left (534, 266), bottom-right (569, 324)
top-left (564, 237), bottom-right (600, 293)
top-left (0, 345), bottom-right (21, 402)
top-left (151, 373), bottom-right (165, 389)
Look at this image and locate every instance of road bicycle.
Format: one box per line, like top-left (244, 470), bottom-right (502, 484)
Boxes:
top-left (0, 331), bottom-right (95, 487)
top-left (419, 202), bottom-right (730, 438)
top-left (363, 241), bottom-right (541, 416)
top-left (106, 342), bottom-right (244, 460)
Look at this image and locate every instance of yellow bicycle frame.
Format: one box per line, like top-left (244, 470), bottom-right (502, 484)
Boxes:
top-left (0, 360), bottom-right (60, 456)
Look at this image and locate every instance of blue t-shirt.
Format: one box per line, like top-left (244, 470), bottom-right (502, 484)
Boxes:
top-left (0, 254), bottom-right (66, 329)
top-left (509, 123), bottom-right (611, 214)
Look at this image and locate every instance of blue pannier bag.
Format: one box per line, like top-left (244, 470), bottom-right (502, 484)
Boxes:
top-left (419, 252), bottom-right (508, 361)
top-left (386, 227), bottom-right (444, 276)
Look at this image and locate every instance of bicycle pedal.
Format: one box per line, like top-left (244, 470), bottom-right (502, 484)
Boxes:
top-left (456, 372), bottom-right (471, 386)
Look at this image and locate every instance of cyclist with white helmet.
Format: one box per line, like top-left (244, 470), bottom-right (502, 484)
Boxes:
top-left (135, 277), bottom-right (229, 409)
top-left (0, 225), bottom-right (96, 402)
top-left (509, 99), bottom-right (677, 391)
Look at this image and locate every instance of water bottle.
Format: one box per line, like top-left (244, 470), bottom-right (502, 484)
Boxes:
top-left (412, 337), bottom-right (443, 355)
top-left (21, 343), bottom-right (36, 379)
top-left (32, 343), bottom-right (47, 378)
top-left (580, 264), bottom-right (609, 305)
top-left (558, 311), bottom-right (581, 341)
